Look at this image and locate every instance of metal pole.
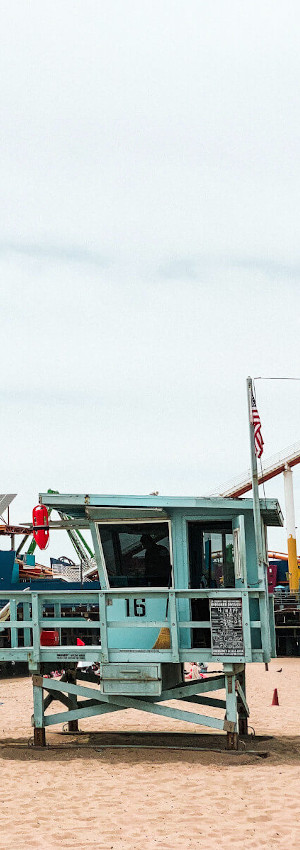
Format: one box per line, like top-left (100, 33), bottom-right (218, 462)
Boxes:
top-left (283, 464), bottom-right (299, 593)
top-left (246, 377), bottom-right (271, 662)
top-left (246, 377), bottom-right (265, 580)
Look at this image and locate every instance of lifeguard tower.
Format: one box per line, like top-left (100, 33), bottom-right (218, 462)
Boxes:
top-left (0, 489), bottom-right (283, 749)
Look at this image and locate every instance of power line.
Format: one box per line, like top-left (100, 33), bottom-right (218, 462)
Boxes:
top-left (253, 377), bottom-right (300, 381)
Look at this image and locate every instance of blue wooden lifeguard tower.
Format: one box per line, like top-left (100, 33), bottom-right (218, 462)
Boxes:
top-left (0, 488), bottom-right (282, 749)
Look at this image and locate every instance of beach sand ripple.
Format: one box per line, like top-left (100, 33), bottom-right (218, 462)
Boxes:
top-left (0, 659), bottom-right (299, 849)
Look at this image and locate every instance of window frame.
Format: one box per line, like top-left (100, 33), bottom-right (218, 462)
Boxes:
top-left (187, 519), bottom-right (235, 589)
top-left (96, 518), bottom-right (174, 589)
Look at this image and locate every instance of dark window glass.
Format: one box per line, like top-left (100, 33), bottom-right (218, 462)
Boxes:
top-left (188, 522), bottom-right (235, 589)
top-left (98, 522), bottom-right (171, 587)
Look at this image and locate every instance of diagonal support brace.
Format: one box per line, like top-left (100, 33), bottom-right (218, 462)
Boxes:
top-left (236, 680), bottom-right (249, 717)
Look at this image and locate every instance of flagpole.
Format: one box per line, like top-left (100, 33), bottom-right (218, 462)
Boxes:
top-left (247, 376), bottom-right (271, 661)
top-left (246, 376), bottom-right (265, 581)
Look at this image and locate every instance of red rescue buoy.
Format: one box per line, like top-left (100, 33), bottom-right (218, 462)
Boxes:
top-left (32, 504), bottom-right (49, 550)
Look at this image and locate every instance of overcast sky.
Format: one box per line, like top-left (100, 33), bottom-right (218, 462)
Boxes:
top-left (1, 1), bottom-right (300, 560)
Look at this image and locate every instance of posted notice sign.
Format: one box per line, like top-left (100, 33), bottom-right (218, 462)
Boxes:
top-left (210, 598), bottom-right (244, 656)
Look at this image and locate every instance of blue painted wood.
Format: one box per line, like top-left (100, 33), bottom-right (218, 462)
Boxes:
top-left (149, 675), bottom-right (226, 701)
top-left (0, 587), bottom-right (268, 666)
top-left (0, 587), bottom-right (264, 600)
top-left (98, 591), bottom-right (109, 661)
top-left (225, 673), bottom-right (238, 730)
top-left (104, 620), bottom-right (167, 628)
top-left (241, 591), bottom-right (252, 663)
top-left (23, 601), bottom-right (31, 647)
top-left (39, 618), bottom-right (102, 628)
top-left (42, 677), bottom-right (107, 700)
top-left (44, 703), bottom-right (121, 727)
top-left (268, 595), bottom-right (276, 658)
top-left (54, 602), bottom-right (61, 644)
top-left (90, 524), bottom-right (108, 588)
top-left (42, 677), bottom-right (227, 731)
top-left (31, 594), bottom-right (40, 667)
top-left (170, 513), bottom-right (190, 650)
top-left (0, 620), bottom-right (32, 630)
top-left (9, 599), bottom-right (18, 648)
top-left (259, 592), bottom-right (272, 663)
top-left (0, 646), bottom-right (265, 663)
top-left (40, 492), bottom-right (283, 518)
top-left (168, 590), bottom-right (179, 662)
top-left (32, 666), bottom-right (238, 735)
top-left (88, 692), bottom-right (226, 730)
top-left (232, 515), bottom-right (246, 586)
top-left (33, 682), bottom-right (44, 728)
top-left (178, 621), bottom-right (211, 628)
top-left (0, 486), bottom-right (281, 687)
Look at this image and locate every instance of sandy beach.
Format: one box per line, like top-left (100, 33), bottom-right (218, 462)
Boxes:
top-left (0, 658), bottom-right (299, 849)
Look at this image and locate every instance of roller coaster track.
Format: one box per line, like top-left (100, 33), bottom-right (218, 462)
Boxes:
top-left (210, 441), bottom-right (300, 498)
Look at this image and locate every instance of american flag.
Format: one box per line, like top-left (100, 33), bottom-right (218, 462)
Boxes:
top-left (251, 392), bottom-right (264, 458)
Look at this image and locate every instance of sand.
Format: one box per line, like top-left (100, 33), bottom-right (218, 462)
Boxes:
top-left (0, 658), bottom-right (300, 849)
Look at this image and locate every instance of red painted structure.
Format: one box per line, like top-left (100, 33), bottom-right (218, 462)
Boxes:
top-left (267, 562), bottom-right (277, 593)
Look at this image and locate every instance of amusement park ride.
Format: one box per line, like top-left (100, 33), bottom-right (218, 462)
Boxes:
top-left (211, 436), bottom-right (300, 657)
top-left (213, 439), bottom-right (300, 594)
top-left (0, 378), bottom-right (298, 749)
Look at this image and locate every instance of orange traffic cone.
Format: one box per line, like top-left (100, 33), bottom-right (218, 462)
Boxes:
top-left (271, 688), bottom-right (279, 706)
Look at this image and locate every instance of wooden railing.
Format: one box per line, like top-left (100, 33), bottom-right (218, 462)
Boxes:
top-left (0, 587), bottom-right (266, 667)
